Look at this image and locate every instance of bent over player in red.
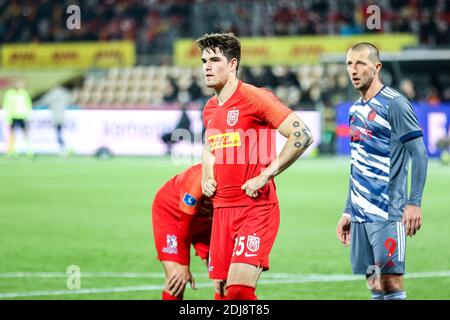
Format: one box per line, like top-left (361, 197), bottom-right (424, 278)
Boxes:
top-left (197, 32), bottom-right (314, 300)
top-left (152, 163), bottom-right (227, 300)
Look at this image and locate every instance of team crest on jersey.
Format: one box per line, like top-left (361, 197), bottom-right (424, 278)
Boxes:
top-left (368, 107), bottom-right (377, 121)
top-left (227, 109), bottom-right (239, 126)
top-left (246, 235), bottom-right (260, 252)
top-left (162, 234), bottom-right (178, 254)
top-left (183, 193), bottom-right (197, 207)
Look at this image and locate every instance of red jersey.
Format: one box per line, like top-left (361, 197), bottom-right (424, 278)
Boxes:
top-left (203, 81), bottom-right (292, 208)
top-left (154, 163), bottom-right (212, 218)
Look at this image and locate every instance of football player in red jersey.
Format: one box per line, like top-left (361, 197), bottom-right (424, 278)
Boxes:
top-left (152, 163), bottom-right (227, 300)
top-left (196, 32), bottom-right (314, 300)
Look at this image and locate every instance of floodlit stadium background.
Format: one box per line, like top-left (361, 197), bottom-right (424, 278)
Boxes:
top-left (0, 0), bottom-right (449, 300)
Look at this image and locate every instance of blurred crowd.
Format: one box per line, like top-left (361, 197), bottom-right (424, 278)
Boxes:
top-left (1, 0), bottom-right (449, 55)
top-left (2, 0), bottom-right (449, 107)
top-left (74, 62), bottom-right (449, 112)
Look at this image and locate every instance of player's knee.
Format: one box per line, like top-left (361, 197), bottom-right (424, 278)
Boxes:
top-left (226, 285), bottom-right (257, 300)
top-left (161, 261), bottom-right (179, 276)
top-left (381, 275), bottom-right (403, 292)
top-left (227, 263), bottom-right (262, 288)
top-left (161, 260), bottom-right (181, 286)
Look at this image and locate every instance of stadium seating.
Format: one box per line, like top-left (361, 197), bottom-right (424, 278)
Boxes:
top-left (71, 64), bottom-right (345, 109)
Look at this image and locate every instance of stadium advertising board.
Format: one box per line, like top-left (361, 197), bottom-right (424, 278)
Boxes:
top-left (1, 41), bottom-right (135, 69)
top-left (0, 110), bottom-right (321, 158)
top-left (175, 34), bottom-right (417, 66)
top-left (336, 102), bottom-right (450, 157)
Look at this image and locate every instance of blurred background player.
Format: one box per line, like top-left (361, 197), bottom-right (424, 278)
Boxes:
top-left (336, 42), bottom-right (428, 300)
top-left (160, 104), bottom-right (193, 156)
top-left (35, 83), bottom-right (74, 156)
top-left (198, 32), bottom-right (314, 300)
top-left (152, 163), bottom-right (227, 300)
top-left (2, 80), bottom-right (34, 158)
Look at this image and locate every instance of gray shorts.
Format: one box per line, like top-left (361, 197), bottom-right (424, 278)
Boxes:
top-left (350, 221), bottom-right (406, 275)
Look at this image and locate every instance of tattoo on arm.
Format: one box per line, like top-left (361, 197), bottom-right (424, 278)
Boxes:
top-left (302, 128), bottom-right (313, 146)
top-left (292, 121), bottom-right (314, 150)
top-left (291, 120), bottom-right (313, 149)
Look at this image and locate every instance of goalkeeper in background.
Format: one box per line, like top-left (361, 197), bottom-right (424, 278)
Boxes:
top-left (152, 163), bottom-right (227, 300)
top-left (2, 80), bottom-right (33, 158)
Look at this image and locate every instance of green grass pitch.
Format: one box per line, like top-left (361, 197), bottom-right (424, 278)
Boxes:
top-left (0, 156), bottom-right (449, 300)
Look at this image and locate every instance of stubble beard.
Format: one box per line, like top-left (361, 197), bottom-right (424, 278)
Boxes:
top-left (356, 76), bottom-right (373, 93)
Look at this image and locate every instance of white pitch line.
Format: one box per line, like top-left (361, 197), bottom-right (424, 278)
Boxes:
top-left (1, 271), bottom-right (450, 279)
top-left (0, 272), bottom-right (167, 279)
top-left (0, 272), bottom-right (361, 279)
top-left (0, 271), bottom-right (449, 299)
top-left (258, 270), bottom-right (450, 284)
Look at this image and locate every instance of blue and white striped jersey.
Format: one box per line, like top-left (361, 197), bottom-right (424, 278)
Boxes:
top-left (345, 86), bottom-right (423, 222)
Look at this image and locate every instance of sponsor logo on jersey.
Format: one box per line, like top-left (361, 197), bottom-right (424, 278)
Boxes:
top-left (207, 132), bottom-right (241, 151)
top-left (183, 193), bottom-right (197, 207)
top-left (162, 234), bottom-right (178, 254)
top-left (246, 235), bottom-right (260, 252)
top-left (227, 109), bottom-right (239, 126)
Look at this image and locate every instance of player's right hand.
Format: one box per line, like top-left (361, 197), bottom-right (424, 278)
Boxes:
top-left (336, 214), bottom-right (351, 247)
top-left (167, 265), bottom-right (197, 297)
top-left (201, 177), bottom-right (217, 197)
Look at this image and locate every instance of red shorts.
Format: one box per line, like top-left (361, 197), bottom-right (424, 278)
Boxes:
top-left (208, 203), bottom-right (280, 280)
top-left (152, 200), bottom-right (212, 263)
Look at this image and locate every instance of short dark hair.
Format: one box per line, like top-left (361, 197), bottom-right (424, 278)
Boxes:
top-left (350, 42), bottom-right (380, 63)
top-left (196, 32), bottom-right (241, 71)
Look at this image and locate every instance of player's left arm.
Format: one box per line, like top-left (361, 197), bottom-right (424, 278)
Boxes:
top-left (402, 137), bottom-right (428, 237)
top-left (390, 96), bottom-right (428, 237)
top-left (242, 112), bottom-right (314, 197)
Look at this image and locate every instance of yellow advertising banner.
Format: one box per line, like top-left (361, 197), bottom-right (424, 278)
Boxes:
top-left (175, 34), bottom-right (418, 66)
top-left (1, 41), bottom-right (135, 69)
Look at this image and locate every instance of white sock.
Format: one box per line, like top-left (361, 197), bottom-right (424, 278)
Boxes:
top-left (371, 290), bottom-right (384, 300)
top-left (384, 290), bottom-right (407, 300)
